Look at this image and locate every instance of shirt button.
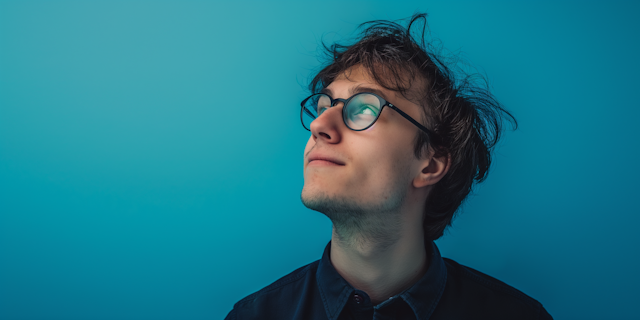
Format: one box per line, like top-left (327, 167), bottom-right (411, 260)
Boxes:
top-left (353, 294), bottom-right (364, 304)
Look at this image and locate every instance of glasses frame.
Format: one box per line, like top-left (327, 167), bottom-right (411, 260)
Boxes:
top-left (300, 92), bottom-right (435, 137)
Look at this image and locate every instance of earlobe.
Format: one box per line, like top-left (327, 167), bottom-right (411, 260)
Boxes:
top-left (413, 154), bottom-right (451, 188)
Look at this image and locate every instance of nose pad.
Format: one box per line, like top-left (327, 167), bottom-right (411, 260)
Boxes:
top-left (331, 98), bottom-right (347, 108)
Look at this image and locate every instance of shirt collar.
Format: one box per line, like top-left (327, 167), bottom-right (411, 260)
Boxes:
top-left (316, 239), bottom-right (447, 320)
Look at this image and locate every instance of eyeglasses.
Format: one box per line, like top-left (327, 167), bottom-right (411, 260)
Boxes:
top-left (300, 92), bottom-right (434, 137)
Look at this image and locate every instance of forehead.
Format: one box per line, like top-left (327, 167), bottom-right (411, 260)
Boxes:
top-left (329, 65), bottom-right (383, 91)
top-left (326, 64), bottom-right (426, 104)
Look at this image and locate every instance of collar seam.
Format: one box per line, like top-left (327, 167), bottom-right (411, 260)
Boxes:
top-left (234, 262), bottom-right (316, 309)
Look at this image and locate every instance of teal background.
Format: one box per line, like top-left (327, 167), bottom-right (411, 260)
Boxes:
top-left (1, 1), bottom-right (639, 319)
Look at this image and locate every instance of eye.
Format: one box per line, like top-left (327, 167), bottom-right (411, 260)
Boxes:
top-left (355, 106), bottom-right (377, 115)
top-left (354, 105), bottom-right (379, 116)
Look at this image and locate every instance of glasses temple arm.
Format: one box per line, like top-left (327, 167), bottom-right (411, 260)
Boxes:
top-left (388, 104), bottom-right (437, 139)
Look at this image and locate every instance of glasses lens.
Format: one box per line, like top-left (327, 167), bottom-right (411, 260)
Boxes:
top-left (301, 94), bottom-right (331, 130)
top-left (345, 93), bottom-right (382, 130)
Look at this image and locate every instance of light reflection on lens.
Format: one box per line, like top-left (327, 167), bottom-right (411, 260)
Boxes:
top-left (301, 92), bottom-right (384, 131)
top-left (302, 93), bottom-right (332, 130)
top-left (346, 93), bottom-right (382, 130)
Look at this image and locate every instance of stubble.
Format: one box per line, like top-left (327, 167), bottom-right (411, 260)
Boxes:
top-left (301, 181), bottom-right (407, 251)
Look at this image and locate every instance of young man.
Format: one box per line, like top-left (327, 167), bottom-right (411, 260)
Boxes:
top-left (225, 14), bottom-right (552, 320)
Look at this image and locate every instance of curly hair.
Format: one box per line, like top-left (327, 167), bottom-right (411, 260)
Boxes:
top-left (308, 13), bottom-right (517, 241)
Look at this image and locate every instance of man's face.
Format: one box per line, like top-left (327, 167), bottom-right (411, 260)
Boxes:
top-left (301, 65), bottom-right (427, 236)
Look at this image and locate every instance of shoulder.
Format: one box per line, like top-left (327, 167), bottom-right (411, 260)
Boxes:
top-left (435, 258), bottom-right (553, 320)
top-left (443, 258), bottom-right (539, 305)
top-left (225, 260), bottom-right (321, 320)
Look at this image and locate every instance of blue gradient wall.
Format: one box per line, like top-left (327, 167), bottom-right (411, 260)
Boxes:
top-left (1, 1), bottom-right (638, 319)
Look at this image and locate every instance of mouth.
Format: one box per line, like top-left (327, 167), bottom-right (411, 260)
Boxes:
top-left (307, 156), bottom-right (345, 166)
top-left (308, 159), bottom-right (342, 166)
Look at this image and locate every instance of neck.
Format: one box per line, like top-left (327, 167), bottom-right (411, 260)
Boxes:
top-left (329, 214), bottom-right (428, 305)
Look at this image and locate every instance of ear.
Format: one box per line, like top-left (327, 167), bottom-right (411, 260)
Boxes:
top-left (413, 153), bottom-right (450, 189)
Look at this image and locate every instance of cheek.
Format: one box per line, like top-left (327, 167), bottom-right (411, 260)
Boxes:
top-left (303, 136), bottom-right (314, 157)
top-left (303, 135), bottom-right (316, 175)
top-left (353, 136), bottom-right (414, 186)
top-left (344, 140), bottom-right (390, 183)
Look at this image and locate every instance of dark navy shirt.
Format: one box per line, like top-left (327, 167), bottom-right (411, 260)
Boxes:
top-left (224, 240), bottom-right (552, 320)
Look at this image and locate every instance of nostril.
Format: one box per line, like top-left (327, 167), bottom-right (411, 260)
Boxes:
top-left (319, 132), bottom-right (331, 139)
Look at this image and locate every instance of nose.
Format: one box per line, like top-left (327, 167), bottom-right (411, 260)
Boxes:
top-left (309, 102), bottom-right (343, 144)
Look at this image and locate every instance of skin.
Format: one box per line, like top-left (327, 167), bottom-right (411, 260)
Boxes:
top-left (301, 64), bottom-right (450, 305)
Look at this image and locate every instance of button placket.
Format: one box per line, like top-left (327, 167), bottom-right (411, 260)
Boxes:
top-left (353, 293), bottom-right (364, 304)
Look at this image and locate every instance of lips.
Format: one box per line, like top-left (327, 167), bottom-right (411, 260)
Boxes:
top-left (307, 153), bottom-right (345, 166)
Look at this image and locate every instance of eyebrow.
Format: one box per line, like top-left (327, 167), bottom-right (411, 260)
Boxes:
top-left (320, 85), bottom-right (391, 102)
top-left (351, 85), bottom-right (390, 102)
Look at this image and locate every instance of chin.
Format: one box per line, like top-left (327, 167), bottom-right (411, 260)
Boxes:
top-left (302, 176), bottom-right (333, 195)
top-left (301, 184), bottom-right (333, 206)
top-left (300, 183), bottom-right (320, 201)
